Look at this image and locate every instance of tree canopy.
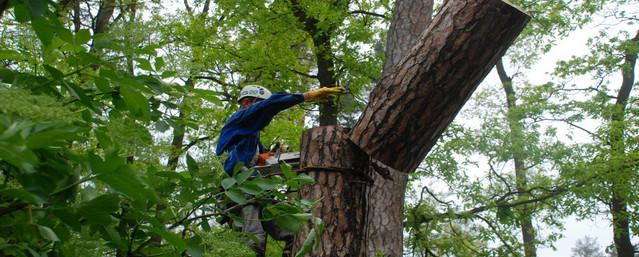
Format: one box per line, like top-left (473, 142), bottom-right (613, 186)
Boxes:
top-left (0, 0), bottom-right (638, 256)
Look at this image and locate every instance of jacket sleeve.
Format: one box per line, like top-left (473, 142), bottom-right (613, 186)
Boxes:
top-left (233, 92), bottom-right (304, 131)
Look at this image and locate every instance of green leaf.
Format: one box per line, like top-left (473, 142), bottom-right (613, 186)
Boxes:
top-left (295, 228), bottom-right (316, 257)
top-left (27, 0), bottom-right (47, 19)
top-left (186, 236), bottom-right (204, 257)
top-left (135, 58), bottom-right (154, 72)
top-left (0, 50), bottom-right (22, 61)
top-left (96, 164), bottom-right (157, 203)
top-left (280, 162), bottom-right (295, 179)
top-left (78, 194), bottom-right (120, 225)
top-left (145, 216), bottom-right (187, 251)
top-left (32, 18), bottom-right (54, 45)
top-left (75, 29), bottom-right (91, 46)
top-left (57, 27), bottom-right (74, 44)
top-left (224, 188), bottom-right (247, 205)
top-left (38, 225), bottom-right (60, 242)
top-left (238, 181), bottom-right (264, 195)
top-left (186, 153), bottom-right (199, 173)
top-left (252, 176), bottom-right (276, 190)
top-left (52, 209), bottom-right (81, 231)
top-left (119, 84), bottom-right (150, 121)
top-left (95, 77), bottom-right (112, 93)
top-left (43, 65), bottom-right (63, 80)
top-left (26, 126), bottom-right (78, 148)
top-left (235, 167), bottom-right (253, 184)
top-left (155, 57), bottom-right (165, 70)
top-left (0, 188), bottom-right (44, 204)
top-left (154, 120), bottom-right (170, 132)
top-left (193, 89), bottom-right (223, 104)
top-left (161, 70), bottom-right (177, 78)
top-left (221, 177), bottom-right (237, 190)
top-left (274, 213), bottom-right (311, 232)
top-left (14, 4), bottom-right (31, 22)
top-left (102, 225), bottom-right (126, 250)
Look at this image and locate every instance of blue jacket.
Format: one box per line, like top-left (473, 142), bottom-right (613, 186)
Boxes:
top-left (216, 92), bottom-right (305, 175)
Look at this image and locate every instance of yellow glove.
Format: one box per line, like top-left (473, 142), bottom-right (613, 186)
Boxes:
top-left (304, 86), bottom-right (347, 102)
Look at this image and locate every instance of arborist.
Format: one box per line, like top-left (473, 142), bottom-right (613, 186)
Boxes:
top-left (215, 84), bottom-right (346, 257)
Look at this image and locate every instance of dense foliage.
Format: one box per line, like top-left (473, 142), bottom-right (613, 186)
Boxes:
top-left (0, 0), bottom-right (637, 257)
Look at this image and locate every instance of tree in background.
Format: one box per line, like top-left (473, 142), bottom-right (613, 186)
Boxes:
top-left (572, 236), bottom-right (606, 257)
top-left (403, 1), bottom-right (637, 257)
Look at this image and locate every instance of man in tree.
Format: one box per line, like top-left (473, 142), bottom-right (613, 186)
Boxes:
top-left (216, 84), bottom-right (345, 257)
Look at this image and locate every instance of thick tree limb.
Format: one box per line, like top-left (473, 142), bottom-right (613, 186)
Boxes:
top-left (349, 0), bottom-right (531, 172)
top-left (364, 1), bottom-right (434, 255)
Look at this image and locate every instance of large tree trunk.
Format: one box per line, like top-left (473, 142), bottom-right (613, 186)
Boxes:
top-left (293, 126), bottom-right (370, 257)
top-left (609, 30), bottom-right (638, 257)
top-left (497, 59), bottom-right (537, 257)
top-left (293, 1), bottom-right (530, 256)
top-left (364, 1), bottom-right (433, 255)
top-left (349, 0), bottom-right (530, 173)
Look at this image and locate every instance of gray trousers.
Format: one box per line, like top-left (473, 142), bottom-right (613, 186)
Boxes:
top-left (240, 204), bottom-right (293, 257)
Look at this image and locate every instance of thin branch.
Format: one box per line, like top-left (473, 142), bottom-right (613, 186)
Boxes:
top-left (183, 136), bottom-right (211, 150)
top-left (423, 186), bottom-right (452, 205)
top-left (291, 69), bottom-right (318, 79)
top-left (475, 215), bottom-right (517, 253)
top-left (49, 174), bottom-right (99, 196)
top-left (63, 91), bottom-right (115, 106)
top-left (183, 0), bottom-right (192, 15)
top-left (535, 118), bottom-right (601, 140)
top-left (447, 219), bottom-right (481, 255)
top-left (349, 10), bottom-right (386, 19)
top-left (417, 171), bottom-right (600, 224)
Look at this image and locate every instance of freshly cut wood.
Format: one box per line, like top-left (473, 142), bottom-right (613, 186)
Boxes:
top-left (299, 126), bottom-right (368, 173)
top-left (349, 0), bottom-right (530, 173)
top-left (293, 126), bottom-right (369, 257)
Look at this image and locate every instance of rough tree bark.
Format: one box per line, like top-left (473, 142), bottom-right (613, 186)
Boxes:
top-left (609, 30), bottom-right (638, 257)
top-left (293, 126), bottom-right (370, 256)
top-left (94, 0), bottom-right (116, 35)
top-left (365, 1), bottom-right (433, 255)
top-left (349, 0), bottom-right (530, 173)
top-left (293, 1), bottom-right (530, 256)
top-left (497, 59), bottom-right (537, 257)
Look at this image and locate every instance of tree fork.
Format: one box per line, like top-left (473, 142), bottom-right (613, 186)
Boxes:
top-left (292, 126), bottom-right (370, 257)
top-left (349, 0), bottom-right (530, 173)
top-left (365, 0), bottom-right (434, 255)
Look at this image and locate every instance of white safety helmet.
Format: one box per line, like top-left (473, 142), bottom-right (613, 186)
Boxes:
top-left (237, 85), bottom-right (272, 103)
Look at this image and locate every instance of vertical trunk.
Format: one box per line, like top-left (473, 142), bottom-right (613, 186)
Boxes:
top-left (314, 33), bottom-right (338, 126)
top-left (496, 59), bottom-right (537, 257)
top-left (167, 78), bottom-right (193, 171)
top-left (0, 0), bottom-right (8, 19)
top-left (365, 1), bottom-right (433, 255)
top-left (291, 1), bottom-right (529, 256)
top-left (608, 30), bottom-right (638, 257)
top-left (290, 0), bottom-right (346, 126)
top-left (293, 126), bottom-right (370, 257)
top-left (73, 0), bottom-right (81, 32)
top-left (94, 0), bottom-right (116, 35)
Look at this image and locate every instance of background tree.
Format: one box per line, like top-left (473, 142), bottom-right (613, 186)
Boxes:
top-left (572, 236), bottom-right (607, 257)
